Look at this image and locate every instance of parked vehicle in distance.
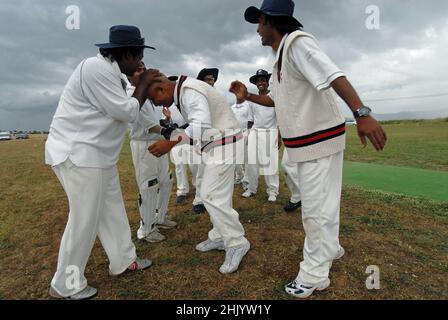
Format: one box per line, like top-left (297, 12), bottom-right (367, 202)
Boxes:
top-left (0, 131), bottom-right (12, 140)
top-left (15, 132), bottom-right (29, 139)
top-left (345, 119), bottom-right (357, 126)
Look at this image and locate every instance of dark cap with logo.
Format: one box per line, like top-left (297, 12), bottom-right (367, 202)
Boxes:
top-left (250, 69), bottom-right (272, 85)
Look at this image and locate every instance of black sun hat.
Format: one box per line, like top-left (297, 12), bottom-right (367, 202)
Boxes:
top-left (196, 68), bottom-right (219, 82)
top-left (244, 0), bottom-right (303, 28)
top-left (95, 25), bottom-right (156, 50)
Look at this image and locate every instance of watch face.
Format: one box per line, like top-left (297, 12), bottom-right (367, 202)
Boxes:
top-left (359, 106), bottom-right (371, 116)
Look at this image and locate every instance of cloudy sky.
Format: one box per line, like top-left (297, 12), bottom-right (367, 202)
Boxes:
top-left (1, 0), bottom-right (448, 130)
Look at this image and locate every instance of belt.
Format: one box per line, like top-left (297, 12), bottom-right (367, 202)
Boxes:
top-left (200, 132), bottom-right (244, 153)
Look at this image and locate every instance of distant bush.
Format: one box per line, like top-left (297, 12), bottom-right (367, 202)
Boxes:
top-left (380, 119), bottom-right (425, 125)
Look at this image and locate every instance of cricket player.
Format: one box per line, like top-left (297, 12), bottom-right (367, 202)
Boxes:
top-left (126, 63), bottom-right (177, 244)
top-left (45, 25), bottom-right (156, 300)
top-left (231, 0), bottom-right (387, 298)
top-left (147, 74), bottom-right (251, 274)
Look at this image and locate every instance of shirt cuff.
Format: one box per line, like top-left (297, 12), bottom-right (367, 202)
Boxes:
top-left (315, 71), bottom-right (345, 91)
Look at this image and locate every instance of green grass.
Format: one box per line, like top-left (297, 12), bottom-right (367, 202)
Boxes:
top-left (343, 161), bottom-right (448, 201)
top-left (0, 120), bottom-right (447, 300)
top-left (345, 119), bottom-right (448, 171)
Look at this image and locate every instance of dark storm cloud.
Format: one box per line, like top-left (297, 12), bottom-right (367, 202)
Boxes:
top-left (0, 0), bottom-right (447, 130)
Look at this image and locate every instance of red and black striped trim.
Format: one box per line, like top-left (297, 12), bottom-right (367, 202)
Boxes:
top-left (201, 133), bottom-right (244, 153)
top-left (282, 123), bottom-right (346, 148)
top-left (175, 75), bottom-right (188, 114)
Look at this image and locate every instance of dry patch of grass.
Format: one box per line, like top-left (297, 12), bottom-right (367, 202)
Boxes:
top-left (0, 133), bottom-right (447, 300)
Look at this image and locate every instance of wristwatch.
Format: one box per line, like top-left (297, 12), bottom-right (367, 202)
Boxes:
top-left (353, 106), bottom-right (372, 119)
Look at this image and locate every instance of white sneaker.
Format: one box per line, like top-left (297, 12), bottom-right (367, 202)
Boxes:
top-left (219, 241), bottom-right (250, 274)
top-left (144, 229), bottom-right (166, 243)
top-left (335, 246), bottom-right (345, 260)
top-left (285, 278), bottom-right (330, 298)
top-left (157, 219), bottom-right (177, 230)
top-left (330, 246), bottom-right (345, 268)
top-left (195, 239), bottom-right (225, 252)
top-left (49, 285), bottom-right (97, 300)
top-left (242, 190), bottom-right (255, 198)
top-left (109, 257), bottom-right (152, 276)
top-left (268, 195), bottom-right (277, 202)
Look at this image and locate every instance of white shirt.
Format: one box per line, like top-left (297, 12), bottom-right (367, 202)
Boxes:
top-left (126, 83), bottom-right (163, 141)
top-left (231, 101), bottom-right (250, 129)
top-left (129, 100), bottom-right (163, 141)
top-left (167, 103), bottom-right (187, 127)
top-left (45, 54), bottom-right (140, 168)
top-left (248, 100), bottom-right (277, 129)
top-left (173, 87), bottom-right (212, 141)
top-left (274, 34), bottom-right (345, 92)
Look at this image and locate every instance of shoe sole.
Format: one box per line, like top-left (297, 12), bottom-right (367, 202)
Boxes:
top-left (49, 287), bottom-right (98, 300)
top-left (109, 260), bottom-right (153, 276)
top-left (195, 243), bottom-right (225, 252)
top-left (285, 279), bottom-right (330, 299)
top-left (284, 204), bottom-right (301, 212)
top-left (156, 225), bottom-right (176, 230)
top-left (144, 237), bottom-right (166, 243)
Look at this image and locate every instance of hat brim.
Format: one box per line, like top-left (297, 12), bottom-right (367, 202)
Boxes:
top-left (244, 6), bottom-right (262, 24)
top-left (95, 43), bottom-right (156, 50)
top-left (197, 68), bottom-right (219, 82)
top-left (250, 74), bottom-right (271, 85)
top-left (244, 6), bottom-right (304, 28)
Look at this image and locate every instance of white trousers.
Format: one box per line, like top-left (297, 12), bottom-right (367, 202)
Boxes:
top-left (191, 163), bottom-right (204, 205)
top-left (293, 151), bottom-right (344, 285)
top-left (51, 159), bottom-right (136, 297)
top-left (201, 139), bottom-right (248, 248)
top-left (170, 143), bottom-right (203, 205)
top-left (171, 144), bottom-right (190, 197)
top-left (246, 128), bottom-right (279, 197)
top-left (281, 148), bottom-right (301, 203)
top-left (131, 140), bottom-right (172, 239)
top-left (235, 131), bottom-right (249, 183)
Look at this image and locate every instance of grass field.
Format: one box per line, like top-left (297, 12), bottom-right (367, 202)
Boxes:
top-left (343, 161), bottom-right (448, 201)
top-left (0, 119), bottom-right (447, 300)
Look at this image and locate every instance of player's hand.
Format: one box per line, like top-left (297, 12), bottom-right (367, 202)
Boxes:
top-left (356, 116), bottom-right (387, 151)
top-left (162, 107), bottom-right (171, 120)
top-left (141, 69), bottom-right (162, 85)
top-left (229, 81), bottom-right (248, 101)
top-left (148, 136), bottom-right (182, 157)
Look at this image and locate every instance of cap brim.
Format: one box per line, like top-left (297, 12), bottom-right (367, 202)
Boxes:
top-left (244, 6), bottom-right (262, 24)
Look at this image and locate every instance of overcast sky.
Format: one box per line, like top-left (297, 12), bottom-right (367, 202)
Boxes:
top-left (1, 0), bottom-right (448, 130)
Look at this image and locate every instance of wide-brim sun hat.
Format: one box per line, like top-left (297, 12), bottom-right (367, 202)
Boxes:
top-left (95, 25), bottom-right (156, 50)
top-left (244, 0), bottom-right (303, 28)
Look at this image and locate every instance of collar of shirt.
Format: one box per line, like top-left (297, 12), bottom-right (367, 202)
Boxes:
top-left (96, 53), bottom-right (128, 89)
top-left (173, 79), bottom-right (180, 107)
top-left (274, 34), bottom-right (289, 65)
top-left (96, 53), bottom-right (122, 76)
top-left (233, 102), bottom-right (248, 108)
